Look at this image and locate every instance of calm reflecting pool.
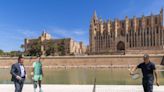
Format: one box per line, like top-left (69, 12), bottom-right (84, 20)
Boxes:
top-left (0, 68), bottom-right (164, 85)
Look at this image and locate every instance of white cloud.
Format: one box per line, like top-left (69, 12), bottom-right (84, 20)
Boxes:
top-left (16, 29), bottom-right (39, 38)
top-left (49, 27), bottom-right (86, 37)
top-left (47, 27), bottom-right (88, 45)
top-left (73, 30), bottom-right (85, 35)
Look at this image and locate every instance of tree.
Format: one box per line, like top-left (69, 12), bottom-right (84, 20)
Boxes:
top-left (20, 44), bottom-right (24, 51)
top-left (10, 51), bottom-right (22, 57)
top-left (44, 40), bottom-right (58, 56)
top-left (27, 40), bottom-right (42, 56)
top-left (58, 39), bottom-right (65, 56)
top-left (0, 49), bottom-right (4, 56)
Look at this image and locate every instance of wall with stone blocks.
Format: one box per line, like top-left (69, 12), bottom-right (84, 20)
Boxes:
top-left (0, 55), bottom-right (163, 67)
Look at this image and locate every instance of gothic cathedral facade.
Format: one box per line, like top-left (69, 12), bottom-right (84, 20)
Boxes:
top-left (89, 9), bottom-right (164, 55)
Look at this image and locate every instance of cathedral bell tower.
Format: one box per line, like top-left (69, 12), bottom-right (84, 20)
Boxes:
top-left (89, 11), bottom-right (98, 54)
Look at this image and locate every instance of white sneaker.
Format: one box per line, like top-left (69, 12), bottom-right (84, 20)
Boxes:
top-left (39, 89), bottom-right (43, 92)
top-left (34, 88), bottom-right (36, 92)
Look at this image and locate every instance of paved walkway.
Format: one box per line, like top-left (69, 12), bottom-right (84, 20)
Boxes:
top-left (0, 84), bottom-right (164, 92)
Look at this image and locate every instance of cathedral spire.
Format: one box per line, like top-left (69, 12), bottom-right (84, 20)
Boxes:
top-left (160, 8), bottom-right (163, 26)
top-left (160, 8), bottom-right (163, 15)
top-left (93, 10), bottom-right (98, 20)
top-left (42, 29), bottom-right (47, 36)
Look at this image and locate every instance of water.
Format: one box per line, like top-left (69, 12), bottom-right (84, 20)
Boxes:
top-left (0, 68), bottom-right (164, 85)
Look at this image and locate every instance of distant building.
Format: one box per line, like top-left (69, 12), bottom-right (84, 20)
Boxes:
top-left (89, 9), bottom-right (164, 55)
top-left (24, 31), bottom-right (86, 56)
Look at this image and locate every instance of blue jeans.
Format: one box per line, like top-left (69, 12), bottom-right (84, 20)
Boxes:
top-left (142, 78), bottom-right (154, 92)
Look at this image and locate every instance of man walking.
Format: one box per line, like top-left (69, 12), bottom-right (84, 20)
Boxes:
top-left (130, 54), bottom-right (159, 92)
top-left (31, 55), bottom-right (44, 92)
top-left (10, 55), bottom-right (26, 92)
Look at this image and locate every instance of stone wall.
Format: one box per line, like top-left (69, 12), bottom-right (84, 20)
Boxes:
top-left (0, 55), bottom-right (163, 67)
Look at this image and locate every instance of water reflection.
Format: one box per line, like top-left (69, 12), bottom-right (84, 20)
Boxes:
top-left (0, 68), bottom-right (164, 85)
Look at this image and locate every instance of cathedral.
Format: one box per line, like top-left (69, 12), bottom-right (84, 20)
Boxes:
top-left (89, 9), bottom-right (164, 55)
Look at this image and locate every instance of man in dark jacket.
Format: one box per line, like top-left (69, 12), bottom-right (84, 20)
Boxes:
top-left (130, 54), bottom-right (159, 92)
top-left (10, 55), bottom-right (26, 92)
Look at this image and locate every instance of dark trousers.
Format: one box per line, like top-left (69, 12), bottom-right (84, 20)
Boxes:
top-left (14, 79), bottom-right (25, 92)
top-left (142, 78), bottom-right (154, 92)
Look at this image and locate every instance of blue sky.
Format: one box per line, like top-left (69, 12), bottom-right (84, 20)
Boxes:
top-left (0, 0), bottom-right (164, 52)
